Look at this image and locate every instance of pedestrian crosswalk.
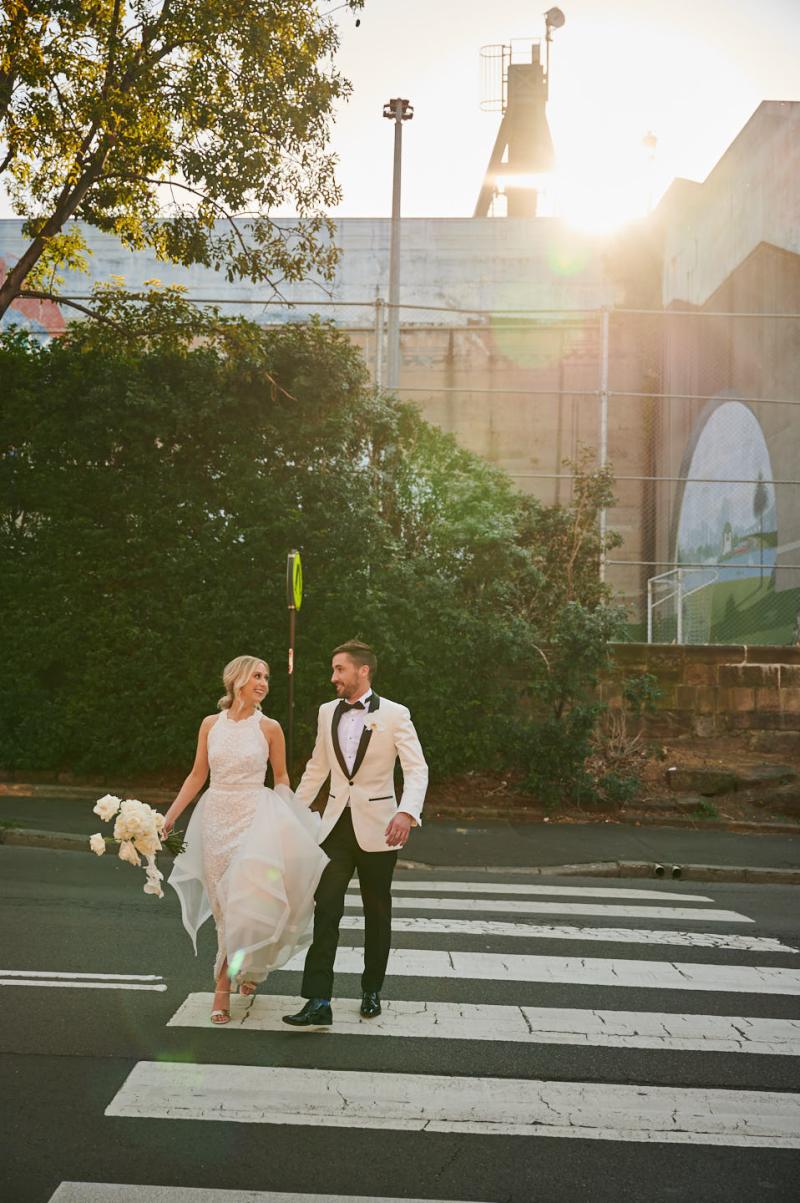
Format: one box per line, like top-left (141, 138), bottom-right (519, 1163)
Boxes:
top-left (50, 872), bottom-right (800, 1199)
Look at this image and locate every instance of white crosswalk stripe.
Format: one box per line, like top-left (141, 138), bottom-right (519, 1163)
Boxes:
top-left (50, 1188), bottom-right (483, 1203)
top-left (340, 914), bottom-right (797, 952)
top-left (278, 946), bottom-right (800, 993)
top-left (168, 993), bottom-right (800, 1055)
top-left (345, 896), bottom-right (753, 921)
top-left (0, 969), bottom-right (167, 992)
top-left (106, 1060), bottom-right (800, 1148)
top-left (352, 881), bottom-right (715, 901)
top-left (103, 874), bottom-right (800, 1167)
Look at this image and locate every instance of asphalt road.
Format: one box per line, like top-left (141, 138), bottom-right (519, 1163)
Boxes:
top-left (4, 794), bottom-right (800, 870)
top-left (2, 845), bottom-right (800, 1203)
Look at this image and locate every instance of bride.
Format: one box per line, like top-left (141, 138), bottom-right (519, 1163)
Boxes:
top-left (164, 655), bottom-right (327, 1025)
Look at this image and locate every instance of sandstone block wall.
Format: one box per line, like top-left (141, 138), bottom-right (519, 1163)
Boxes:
top-left (604, 644), bottom-right (800, 751)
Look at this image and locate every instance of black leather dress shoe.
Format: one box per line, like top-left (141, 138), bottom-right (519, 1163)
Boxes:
top-left (282, 998), bottom-right (333, 1027)
top-left (360, 991), bottom-right (381, 1018)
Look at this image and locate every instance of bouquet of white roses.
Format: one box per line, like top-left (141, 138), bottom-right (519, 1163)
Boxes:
top-left (88, 794), bottom-right (186, 898)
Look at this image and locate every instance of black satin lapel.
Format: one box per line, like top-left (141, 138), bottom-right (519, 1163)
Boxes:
top-left (331, 704), bottom-right (350, 779)
top-left (350, 692), bottom-right (380, 778)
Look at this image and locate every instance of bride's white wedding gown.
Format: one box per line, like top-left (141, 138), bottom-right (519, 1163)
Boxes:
top-left (168, 709), bottom-right (327, 985)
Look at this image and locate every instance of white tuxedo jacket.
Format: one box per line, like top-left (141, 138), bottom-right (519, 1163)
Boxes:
top-left (294, 692), bottom-right (428, 852)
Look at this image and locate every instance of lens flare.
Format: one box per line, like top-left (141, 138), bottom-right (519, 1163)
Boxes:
top-left (227, 948), bottom-right (246, 980)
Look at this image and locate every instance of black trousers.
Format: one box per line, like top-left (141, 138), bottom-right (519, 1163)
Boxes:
top-left (301, 807), bottom-right (397, 1000)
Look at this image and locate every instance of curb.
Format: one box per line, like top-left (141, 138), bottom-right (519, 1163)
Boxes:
top-left (3, 826), bottom-right (799, 884)
top-left (396, 858), bottom-right (800, 885)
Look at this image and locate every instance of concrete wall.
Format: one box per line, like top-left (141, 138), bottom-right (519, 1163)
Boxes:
top-left (660, 101), bottom-right (800, 308)
top-left (0, 216), bottom-right (618, 329)
top-left (645, 100), bottom-right (800, 636)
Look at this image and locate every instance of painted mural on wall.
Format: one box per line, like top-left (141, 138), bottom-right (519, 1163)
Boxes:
top-left (672, 400), bottom-right (795, 644)
top-left (677, 401), bottom-right (777, 575)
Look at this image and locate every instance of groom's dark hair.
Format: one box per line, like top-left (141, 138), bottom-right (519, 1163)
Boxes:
top-left (333, 639), bottom-right (377, 679)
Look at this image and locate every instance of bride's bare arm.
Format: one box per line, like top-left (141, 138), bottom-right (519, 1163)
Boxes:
top-left (263, 718), bottom-right (290, 787)
top-left (163, 716), bottom-right (214, 834)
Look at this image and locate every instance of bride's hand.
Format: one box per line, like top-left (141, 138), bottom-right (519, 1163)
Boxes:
top-left (162, 811), bottom-right (175, 837)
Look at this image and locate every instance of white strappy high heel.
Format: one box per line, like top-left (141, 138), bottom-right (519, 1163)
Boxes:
top-left (210, 988), bottom-right (231, 1024)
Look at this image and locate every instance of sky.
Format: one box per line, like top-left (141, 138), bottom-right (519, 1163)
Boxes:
top-left (325, 0), bottom-right (800, 229)
top-left (0, 0), bottom-right (798, 232)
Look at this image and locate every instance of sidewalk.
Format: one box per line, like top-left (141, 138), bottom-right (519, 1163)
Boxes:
top-left (3, 790), bottom-right (800, 882)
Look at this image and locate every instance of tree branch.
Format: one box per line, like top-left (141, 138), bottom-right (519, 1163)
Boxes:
top-left (17, 289), bottom-right (127, 331)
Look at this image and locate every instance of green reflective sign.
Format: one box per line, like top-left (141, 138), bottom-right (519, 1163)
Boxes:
top-left (287, 551), bottom-right (303, 610)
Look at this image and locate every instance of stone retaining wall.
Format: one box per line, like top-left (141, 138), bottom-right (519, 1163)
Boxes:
top-left (604, 644), bottom-right (800, 751)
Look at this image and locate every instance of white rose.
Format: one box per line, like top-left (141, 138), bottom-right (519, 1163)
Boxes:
top-left (113, 814), bottom-right (134, 841)
top-left (115, 800), bottom-right (151, 841)
top-left (143, 855), bottom-right (164, 898)
top-left (117, 839), bottom-right (141, 866)
top-left (93, 794), bottom-right (122, 822)
top-left (89, 833), bottom-right (106, 856)
top-left (153, 811), bottom-right (166, 834)
top-left (135, 832), bottom-right (161, 858)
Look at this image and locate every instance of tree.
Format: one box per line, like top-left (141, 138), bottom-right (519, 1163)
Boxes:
top-left (1, 290), bottom-right (626, 800)
top-left (0, 0), bottom-right (363, 320)
top-left (753, 469), bottom-right (768, 579)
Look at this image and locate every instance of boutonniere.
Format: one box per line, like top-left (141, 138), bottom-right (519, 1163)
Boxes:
top-left (365, 717), bottom-right (384, 734)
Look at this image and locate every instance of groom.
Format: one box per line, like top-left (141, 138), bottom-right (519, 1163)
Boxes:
top-left (283, 640), bottom-right (428, 1027)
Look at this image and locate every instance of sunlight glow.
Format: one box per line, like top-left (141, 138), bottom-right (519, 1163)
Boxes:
top-left (494, 159), bottom-right (654, 235)
top-left (551, 167), bottom-right (651, 233)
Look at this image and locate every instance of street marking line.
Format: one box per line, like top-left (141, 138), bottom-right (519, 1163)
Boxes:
top-left (349, 882), bottom-right (714, 902)
top-left (49, 1187), bottom-right (486, 1203)
top-left (340, 915), bottom-right (796, 953)
top-left (0, 970), bottom-right (164, 981)
top-left (105, 1061), bottom-right (800, 1147)
top-left (0, 979), bottom-right (167, 991)
top-left (279, 947), bottom-right (800, 994)
top-left (168, 993), bottom-right (800, 1056)
top-left (344, 898), bottom-right (753, 922)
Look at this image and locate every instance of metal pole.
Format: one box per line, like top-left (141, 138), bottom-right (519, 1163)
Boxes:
top-left (677, 568), bottom-right (684, 645)
top-left (647, 578), bottom-right (653, 643)
top-left (287, 606), bottom-right (296, 768)
top-left (374, 295), bottom-right (384, 391)
top-left (383, 98), bottom-right (413, 391)
top-left (598, 306), bottom-right (609, 581)
top-left (285, 549), bottom-right (302, 771)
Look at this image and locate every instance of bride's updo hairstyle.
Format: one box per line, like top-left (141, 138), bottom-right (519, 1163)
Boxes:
top-left (218, 654), bottom-right (270, 712)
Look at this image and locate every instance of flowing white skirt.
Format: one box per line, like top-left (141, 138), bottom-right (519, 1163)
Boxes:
top-left (168, 783), bottom-right (327, 985)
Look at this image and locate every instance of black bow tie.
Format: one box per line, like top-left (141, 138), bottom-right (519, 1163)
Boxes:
top-left (338, 699), bottom-right (365, 713)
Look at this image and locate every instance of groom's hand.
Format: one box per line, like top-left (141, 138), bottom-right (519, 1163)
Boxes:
top-left (385, 811), bottom-right (413, 848)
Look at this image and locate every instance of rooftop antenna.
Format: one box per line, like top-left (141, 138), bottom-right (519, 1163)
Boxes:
top-left (544, 7), bottom-right (566, 93)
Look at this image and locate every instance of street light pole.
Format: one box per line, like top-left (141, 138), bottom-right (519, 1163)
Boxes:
top-left (383, 97), bottom-right (413, 391)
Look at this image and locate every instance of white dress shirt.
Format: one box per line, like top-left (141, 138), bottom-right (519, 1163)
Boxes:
top-left (337, 689), bottom-right (373, 776)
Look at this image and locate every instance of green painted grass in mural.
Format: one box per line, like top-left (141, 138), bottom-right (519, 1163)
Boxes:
top-left (707, 577), bottom-right (799, 644)
top-left (630, 577), bottom-right (800, 645)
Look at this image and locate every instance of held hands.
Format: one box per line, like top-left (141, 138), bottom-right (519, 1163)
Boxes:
top-left (385, 811), bottom-right (413, 848)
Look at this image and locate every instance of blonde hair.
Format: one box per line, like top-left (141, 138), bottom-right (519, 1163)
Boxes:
top-left (218, 655), bottom-right (270, 712)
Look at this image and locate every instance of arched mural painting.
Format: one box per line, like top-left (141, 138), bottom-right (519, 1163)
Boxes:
top-left (675, 400), bottom-right (796, 643)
